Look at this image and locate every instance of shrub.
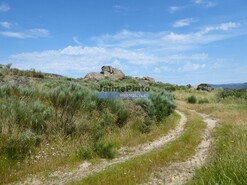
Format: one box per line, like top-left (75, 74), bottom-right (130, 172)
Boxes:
top-left (4, 130), bottom-right (42, 159)
top-left (116, 109), bottom-right (129, 127)
top-left (150, 91), bottom-right (176, 121)
top-left (12, 100), bottom-right (32, 129)
top-left (218, 89), bottom-right (247, 100)
top-left (138, 123), bottom-right (151, 134)
top-left (135, 91), bottom-right (176, 121)
top-left (135, 99), bottom-right (155, 118)
top-left (138, 118), bottom-right (152, 134)
top-left (187, 95), bottom-right (197, 104)
top-left (96, 98), bottom-right (123, 114)
top-left (93, 125), bottom-right (105, 141)
top-left (31, 101), bottom-right (53, 134)
top-left (100, 109), bottom-right (115, 127)
top-left (198, 98), bottom-right (209, 104)
top-left (77, 145), bottom-right (94, 160)
top-left (44, 83), bottom-right (94, 134)
top-left (95, 141), bottom-right (117, 159)
top-left (10, 68), bottom-right (44, 78)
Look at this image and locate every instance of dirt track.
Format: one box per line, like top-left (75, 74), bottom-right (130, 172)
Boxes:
top-left (13, 110), bottom-right (216, 185)
top-left (143, 110), bottom-right (217, 185)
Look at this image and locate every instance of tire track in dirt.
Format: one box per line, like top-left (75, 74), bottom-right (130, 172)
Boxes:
top-left (143, 110), bottom-right (217, 185)
top-left (15, 110), bottom-right (187, 185)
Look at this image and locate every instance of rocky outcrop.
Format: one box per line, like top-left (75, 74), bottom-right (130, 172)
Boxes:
top-left (197, 83), bottom-right (214, 92)
top-left (84, 72), bottom-right (104, 81)
top-left (84, 66), bottom-right (125, 81)
top-left (142, 76), bottom-right (155, 82)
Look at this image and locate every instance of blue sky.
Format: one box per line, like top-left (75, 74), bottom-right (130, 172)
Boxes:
top-left (0, 0), bottom-right (247, 85)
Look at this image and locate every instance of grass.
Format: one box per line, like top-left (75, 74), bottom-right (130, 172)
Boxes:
top-left (118, 112), bottom-right (180, 147)
top-left (0, 80), bottom-right (177, 184)
top-left (0, 135), bottom-right (88, 184)
top-left (71, 111), bottom-right (206, 185)
top-left (174, 89), bottom-right (247, 185)
top-left (188, 123), bottom-right (247, 185)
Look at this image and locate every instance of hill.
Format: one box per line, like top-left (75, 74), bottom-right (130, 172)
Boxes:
top-left (210, 82), bottom-right (247, 89)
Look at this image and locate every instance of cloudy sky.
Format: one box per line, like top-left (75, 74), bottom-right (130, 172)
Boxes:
top-left (0, 0), bottom-right (246, 85)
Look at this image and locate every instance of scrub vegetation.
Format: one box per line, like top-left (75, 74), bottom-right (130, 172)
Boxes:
top-left (0, 67), bottom-right (177, 184)
top-left (0, 66), bottom-right (246, 185)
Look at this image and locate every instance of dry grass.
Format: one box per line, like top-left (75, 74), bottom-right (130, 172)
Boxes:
top-left (174, 89), bottom-right (247, 185)
top-left (71, 111), bottom-right (206, 185)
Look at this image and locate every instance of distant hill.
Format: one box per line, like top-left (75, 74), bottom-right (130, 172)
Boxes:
top-left (210, 82), bottom-right (247, 89)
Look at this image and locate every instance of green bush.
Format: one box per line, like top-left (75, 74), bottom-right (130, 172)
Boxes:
top-left (10, 68), bottom-right (44, 78)
top-left (135, 98), bottom-right (155, 118)
top-left (4, 130), bottom-right (42, 160)
top-left (100, 109), bottom-right (115, 127)
top-left (198, 98), bottom-right (209, 104)
top-left (93, 125), bottom-right (105, 141)
top-left (187, 95), bottom-right (197, 104)
top-left (138, 118), bottom-right (152, 134)
top-left (77, 145), bottom-right (94, 160)
top-left (150, 91), bottom-right (176, 121)
top-left (218, 89), bottom-right (247, 100)
top-left (31, 101), bottom-right (53, 134)
top-left (95, 141), bottom-right (117, 159)
top-left (116, 109), bottom-right (129, 127)
top-left (135, 91), bottom-right (176, 121)
top-left (96, 98), bottom-right (123, 114)
top-left (44, 83), bottom-right (94, 134)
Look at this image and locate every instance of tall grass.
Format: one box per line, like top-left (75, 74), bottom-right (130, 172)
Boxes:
top-left (175, 89), bottom-right (247, 185)
top-left (0, 77), bottom-right (178, 183)
top-left (188, 124), bottom-right (247, 185)
top-left (71, 111), bottom-right (206, 185)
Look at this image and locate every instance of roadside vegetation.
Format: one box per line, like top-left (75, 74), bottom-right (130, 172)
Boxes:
top-left (71, 110), bottom-right (206, 185)
top-left (0, 67), bottom-right (177, 184)
top-left (1, 66), bottom-right (247, 185)
top-left (175, 88), bottom-right (247, 185)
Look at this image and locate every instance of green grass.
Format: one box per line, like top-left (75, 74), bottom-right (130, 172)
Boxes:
top-left (0, 77), bottom-right (178, 184)
top-left (119, 112), bottom-right (180, 147)
top-left (71, 112), bottom-right (206, 185)
top-left (175, 90), bottom-right (247, 185)
top-left (188, 123), bottom-right (247, 185)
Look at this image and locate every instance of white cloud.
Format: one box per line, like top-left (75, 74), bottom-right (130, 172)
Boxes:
top-left (198, 22), bottom-right (239, 35)
top-left (2, 21), bottom-right (243, 78)
top-left (0, 31), bottom-right (26, 38)
top-left (173, 18), bottom-right (197, 27)
top-left (0, 21), bottom-right (12, 28)
top-left (5, 45), bottom-right (212, 77)
top-left (192, 0), bottom-right (217, 7)
top-left (179, 62), bottom-right (206, 72)
top-left (0, 28), bottom-right (50, 39)
top-left (92, 22), bottom-right (241, 51)
top-left (0, 3), bottom-right (10, 12)
top-left (169, 6), bottom-right (185, 13)
top-left (73, 36), bottom-right (82, 45)
top-left (8, 46), bottom-right (161, 74)
top-left (193, 0), bottom-right (204, 4)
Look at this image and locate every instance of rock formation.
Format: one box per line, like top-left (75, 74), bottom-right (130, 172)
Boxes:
top-left (197, 83), bottom-right (214, 92)
top-left (142, 76), bottom-right (155, 82)
top-left (84, 66), bottom-right (125, 81)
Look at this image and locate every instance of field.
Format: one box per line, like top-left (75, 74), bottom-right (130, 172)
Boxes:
top-left (0, 67), bottom-right (246, 185)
